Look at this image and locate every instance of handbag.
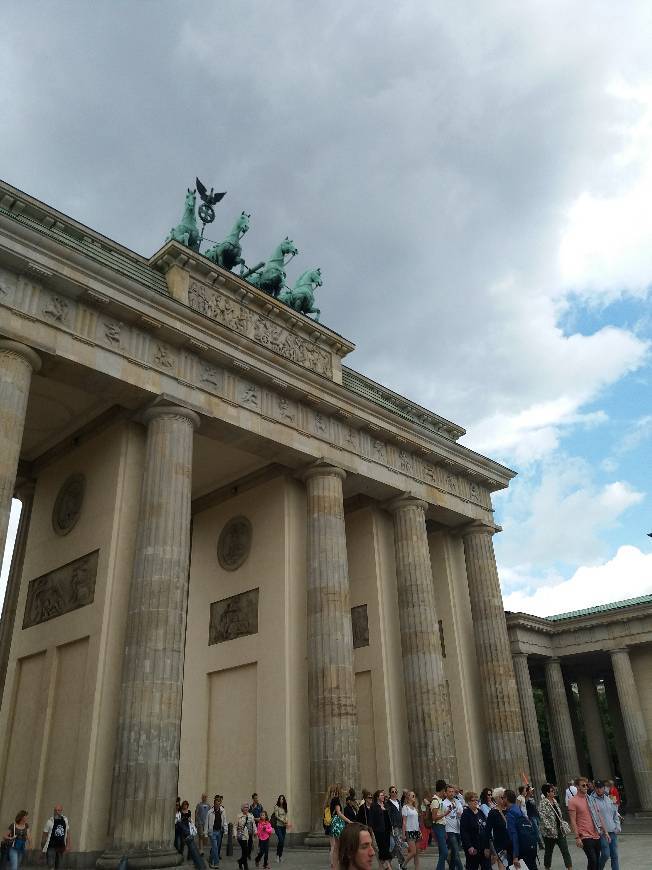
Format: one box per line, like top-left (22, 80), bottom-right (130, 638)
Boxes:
top-left (329, 814), bottom-right (346, 837)
top-left (270, 812), bottom-right (277, 828)
top-left (561, 820), bottom-right (571, 835)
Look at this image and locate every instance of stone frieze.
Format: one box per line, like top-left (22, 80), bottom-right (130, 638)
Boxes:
top-left (209, 587), bottom-right (259, 644)
top-left (188, 281), bottom-right (332, 378)
top-left (23, 549), bottom-right (99, 629)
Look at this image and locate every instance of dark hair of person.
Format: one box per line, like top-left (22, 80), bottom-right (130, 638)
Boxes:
top-left (373, 789), bottom-right (382, 802)
top-left (347, 788), bottom-right (356, 801)
top-left (504, 789), bottom-right (517, 804)
top-left (276, 795), bottom-right (288, 812)
top-left (15, 811), bottom-right (28, 825)
top-left (479, 788), bottom-right (492, 805)
top-left (541, 783), bottom-right (555, 796)
top-left (362, 789), bottom-right (372, 801)
top-left (518, 786), bottom-right (526, 796)
top-left (435, 779), bottom-right (447, 792)
top-left (338, 822), bottom-right (373, 869)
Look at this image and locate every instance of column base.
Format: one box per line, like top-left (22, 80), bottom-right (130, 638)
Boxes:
top-left (303, 833), bottom-right (330, 847)
top-left (96, 848), bottom-right (183, 870)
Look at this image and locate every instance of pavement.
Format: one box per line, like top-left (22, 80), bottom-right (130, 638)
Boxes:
top-left (210, 832), bottom-right (652, 868)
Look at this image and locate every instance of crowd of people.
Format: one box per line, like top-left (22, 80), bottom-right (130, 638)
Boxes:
top-left (323, 775), bottom-right (622, 870)
top-left (174, 792), bottom-right (289, 870)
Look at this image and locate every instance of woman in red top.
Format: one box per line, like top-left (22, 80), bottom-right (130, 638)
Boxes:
top-left (254, 811), bottom-right (273, 869)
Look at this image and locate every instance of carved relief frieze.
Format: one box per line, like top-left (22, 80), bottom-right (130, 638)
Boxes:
top-left (188, 281), bottom-right (332, 377)
top-left (103, 318), bottom-right (122, 346)
top-left (209, 587), bottom-right (259, 644)
top-left (23, 550), bottom-right (99, 629)
top-left (43, 293), bottom-right (69, 323)
top-left (151, 341), bottom-right (177, 371)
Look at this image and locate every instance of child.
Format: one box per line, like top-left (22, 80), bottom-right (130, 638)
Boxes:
top-left (254, 811), bottom-right (273, 869)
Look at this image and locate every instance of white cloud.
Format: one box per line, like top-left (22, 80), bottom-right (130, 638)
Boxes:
top-left (495, 456), bottom-right (644, 568)
top-left (503, 545), bottom-right (652, 616)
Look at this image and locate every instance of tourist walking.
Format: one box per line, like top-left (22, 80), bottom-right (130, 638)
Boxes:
top-left (443, 785), bottom-right (464, 870)
top-left (175, 797), bottom-right (183, 854)
top-left (459, 792), bottom-right (491, 870)
top-left (430, 780), bottom-right (451, 870)
top-left (386, 786), bottom-right (406, 868)
top-left (478, 789), bottom-right (494, 819)
top-left (195, 793), bottom-right (210, 857)
top-left (271, 795), bottom-right (288, 862)
top-left (369, 790), bottom-right (392, 869)
top-left (538, 783), bottom-right (572, 870)
top-left (486, 788), bottom-right (511, 866)
top-left (176, 801), bottom-right (205, 870)
top-left (4, 812), bottom-right (30, 870)
top-left (337, 822), bottom-right (376, 870)
top-left (356, 791), bottom-right (373, 827)
top-left (589, 781), bottom-right (620, 870)
top-left (401, 791), bottom-right (421, 869)
top-left (249, 795), bottom-right (264, 861)
top-left (568, 778), bottom-right (607, 870)
top-left (236, 803), bottom-right (255, 870)
top-left (254, 811), bottom-right (273, 869)
top-left (505, 789), bottom-right (538, 870)
top-left (523, 785), bottom-right (542, 847)
top-left (325, 784), bottom-right (349, 870)
top-left (344, 793), bottom-right (359, 822)
top-left (207, 795), bottom-right (228, 869)
top-left (41, 805), bottom-right (69, 869)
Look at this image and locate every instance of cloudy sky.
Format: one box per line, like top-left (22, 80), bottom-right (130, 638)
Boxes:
top-left (1, 1), bottom-right (651, 616)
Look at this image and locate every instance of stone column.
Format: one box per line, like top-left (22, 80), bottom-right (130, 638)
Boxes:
top-left (610, 648), bottom-right (652, 810)
top-left (544, 658), bottom-right (579, 797)
top-left (98, 406), bottom-right (199, 869)
top-left (0, 340), bottom-right (41, 566)
top-left (0, 480), bottom-right (35, 705)
top-left (512, 653), bottom-right (546, 789)
top-left (303, 463), bottom-right (359, 832)
top-left (388, 496), bottom-right (456, 794)
top-left (462, 522), bottom-right (527, 785)
top-left (576, 673), bottom-right (612, 780)
top-left (604, 674), bottom-right (639, 807)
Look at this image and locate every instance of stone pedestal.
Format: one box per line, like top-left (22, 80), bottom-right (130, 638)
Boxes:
top-left (303, 463), bottom-right (359, 832)
top-left (98, 406), bottom-right (199, 869)
top-left (512, 653), bottom-right (546, 789)
top-left (576, 674), bottom-right (612, 781)
top-left (544, 658), bottom-right (579, 798)
top-left (388, 496), bottom-right (456, 793)
top-left (0, 340), bottom-right (40, 568)
top-left (303, 465), bottom-right (360, 833)
top-left (0, 480), bottom-right (35, 705)
top-left (462, 523), bottom-right (527, 785)
top-left (610, 648), bottom-right (652, 810)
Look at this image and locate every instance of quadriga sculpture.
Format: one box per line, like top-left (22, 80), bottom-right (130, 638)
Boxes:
top-left (204, 211), bottom-right (250, 271)
top-left (279, 268), bottom-right (323, 321)
top-left (166, 188), bottom-right (200, 251)
top-left (248, 237), bottom-right (298, 297)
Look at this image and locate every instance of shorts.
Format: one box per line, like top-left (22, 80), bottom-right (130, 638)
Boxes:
top-left (196, 823), bottom-right (206, 837)
top-left (406, 831), bottom-right (421, 841)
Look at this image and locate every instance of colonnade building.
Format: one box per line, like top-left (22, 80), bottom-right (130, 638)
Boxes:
top-left (507, 595), bottom-right (652, 815)
top-left (0, 179), bottom-right (649, 867)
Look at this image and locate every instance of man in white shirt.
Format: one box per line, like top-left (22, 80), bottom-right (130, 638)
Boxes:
top-left (442, 785), bottom-right (464, 870)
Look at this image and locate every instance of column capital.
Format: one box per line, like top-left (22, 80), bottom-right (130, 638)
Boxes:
top-left (545, 656), bottom-right (562, 666)
top-left (610, 646), bottom-right (629, 656)
top-left (13, 479), bottom-right (36, 502)
top-left (512, 651), bottom-right (528, 661)
top-left (0, 340), bottom-right (41, 373)
top-left (300, 461), bottom-right (346, 483)
top-left (142, 404), bottom-right (200, 430)
top-left (385, 493), bottom-right (427, 515)
top-left (458, 519), bottom-right (502, 538)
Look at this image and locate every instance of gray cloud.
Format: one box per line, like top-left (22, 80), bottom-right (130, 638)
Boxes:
top-left (2, 1), bottom-right (650, 456)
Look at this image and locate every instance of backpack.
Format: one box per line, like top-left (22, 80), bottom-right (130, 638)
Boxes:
top-left (514, 813), bottom-right (538, 851)
top-left (323, 805), bottom-right (332, 829)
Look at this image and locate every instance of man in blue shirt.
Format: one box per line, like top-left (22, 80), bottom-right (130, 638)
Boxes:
top-left (505, 789), bottom-right (538, 870)
top-left (589, 781), bottom-right (620, 870)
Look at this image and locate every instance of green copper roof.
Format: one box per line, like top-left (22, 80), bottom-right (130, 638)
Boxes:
top-left (547, 594), bottom-right (652, 622)
top-left (0, 202), bottom-right (169, 296)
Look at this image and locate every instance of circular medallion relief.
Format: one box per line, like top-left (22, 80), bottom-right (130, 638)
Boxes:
top-left (217, 515), bottom-right (252, 571)
top-left (52, 473), bottom-right (86, 536)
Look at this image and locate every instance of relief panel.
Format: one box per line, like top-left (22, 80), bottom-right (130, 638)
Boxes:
top-left (23, 550), bottom-right (99, 629)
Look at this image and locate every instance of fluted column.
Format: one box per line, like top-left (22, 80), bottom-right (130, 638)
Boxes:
top-left (0, 340), bottom-right (41, 566)
top-left (0, 480), bottom-right (35, 706)
top-left (303, 463), bottom-right (359, 832)
top-left (462, 522), bottom-right (527, 785)
top-left (610, 648), bottom-right (652, 810)
top-left (544, 658), bottom-right (579, 797)
top-left (576, 674), bottom-right (611, 780)
top-left (388, 496), bottom-right (456, 794)
top-left (98, 406), bottom-right (199, 869)
top-left (512, 653), bottom-right (546, 789)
